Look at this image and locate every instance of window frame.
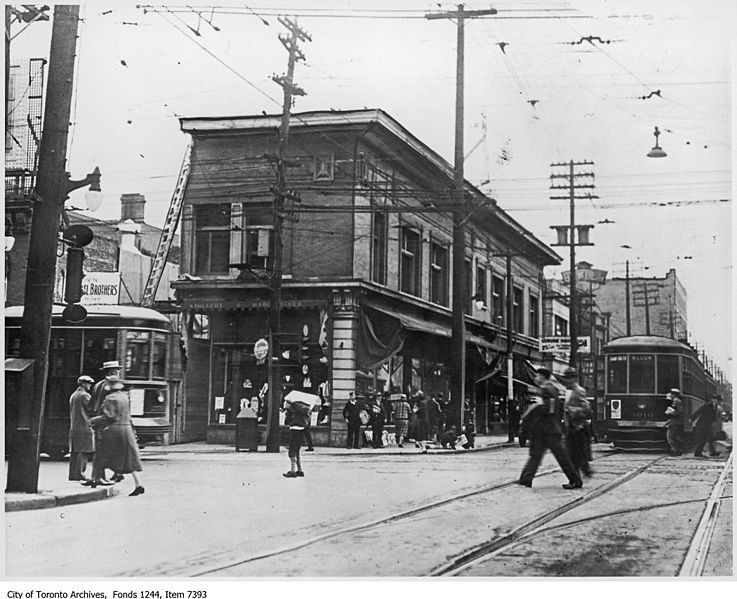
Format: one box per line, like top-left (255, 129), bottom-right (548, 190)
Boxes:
top-left (529, 293), bottom-right (539, 338)
top-left (194, 204), bottom-right (231, 275)
top-left (429, 241), bottom-right (449, 306)
top-left (399, 227), bottom-right (422, 296)
top-left (513, 286), bottom-right (524, 333)
top-left (371, 211), bottom-right (388, 285)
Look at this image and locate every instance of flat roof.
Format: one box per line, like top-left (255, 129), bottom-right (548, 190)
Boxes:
top-left (180, 108), bottom-right (561, 265)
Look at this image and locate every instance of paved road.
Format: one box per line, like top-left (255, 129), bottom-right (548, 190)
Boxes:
top-left (4, 443), bottom-right (732, 578)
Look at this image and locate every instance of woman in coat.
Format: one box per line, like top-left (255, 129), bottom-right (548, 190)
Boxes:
top-left (90, 376), bottom-right (145, 496)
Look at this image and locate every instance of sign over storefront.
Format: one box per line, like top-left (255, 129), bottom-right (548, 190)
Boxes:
top-left (80, 272), bottom-right (120, 305)
top-left (539, 336), bottom-right (591, 354)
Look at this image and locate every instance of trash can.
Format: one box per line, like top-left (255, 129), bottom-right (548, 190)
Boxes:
top-left (235, 406), bottom-right (259, 451)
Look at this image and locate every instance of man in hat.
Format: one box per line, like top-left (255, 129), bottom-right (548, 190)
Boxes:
top-left (392, 393), bottom-right (411, 448)
top-left (68, 375), bottom-right (95, 481)
top-left (518, 367), bottom-right (583, 489)
top-left (342, 391), bottom-right (362, 449)
top-left (665, 388), bottom-right (686, 456)
top-left (561, 367), bottom-right (593, 478)
top-left (86, 360), bottom-right (122, 486)
top-left (691, 395), bottom-right (721, 457)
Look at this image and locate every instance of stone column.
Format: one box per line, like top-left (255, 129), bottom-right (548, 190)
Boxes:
top-left (328, 287), bottom-right (360, 447)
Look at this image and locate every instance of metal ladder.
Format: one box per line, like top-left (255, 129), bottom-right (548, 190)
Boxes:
top-left (141, 142), bottom-right (192, 307)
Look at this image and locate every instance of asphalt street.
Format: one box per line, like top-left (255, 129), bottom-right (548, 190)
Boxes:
top-left (4, 441), bottom-right (732, 578)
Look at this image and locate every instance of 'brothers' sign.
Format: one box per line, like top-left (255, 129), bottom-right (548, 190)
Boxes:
top-left (81, 271), bottom-right (121, 305)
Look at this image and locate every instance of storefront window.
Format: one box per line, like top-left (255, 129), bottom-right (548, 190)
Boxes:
top-left (629, 354), bottom-right (654, 393)
top-left (607, 355), bottom-right (627, 393)
top-left (125, 330), bottom-right (151, 379)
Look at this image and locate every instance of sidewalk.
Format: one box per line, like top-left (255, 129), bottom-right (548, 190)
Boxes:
top-left (4, 434), bottom-right (512, 512)
top-left (140, 432), bottom-right (514, 457)
top-left (4, 460), bottom-right (119, 512)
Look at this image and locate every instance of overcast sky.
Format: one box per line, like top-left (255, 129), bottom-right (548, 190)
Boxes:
top-left (9, 0), bottom-right (734, 375)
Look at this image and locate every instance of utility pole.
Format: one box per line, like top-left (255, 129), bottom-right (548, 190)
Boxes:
top-left (7, 5), bottom-right (80, 492)
top-left (426, 4), bottom-right (497, 432)
top-left (550, 160), bottom-right (596, 367)
top-left (632, 281), bottom-right (659, 337)
top-left (266, 17), bottom-right (310, 453)
top-left (625, 260), bottom-right (631, 336)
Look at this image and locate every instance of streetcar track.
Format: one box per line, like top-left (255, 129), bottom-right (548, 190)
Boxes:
top-left (431, 454), bottom-right (668, 576)
top-left (678, 451), bottom-right (733, 576)
top-left (136, 450), bottom-right (627, 577)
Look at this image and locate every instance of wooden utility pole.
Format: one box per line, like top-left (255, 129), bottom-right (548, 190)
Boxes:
top-left (625, 260), bottom-right (631, 336)
top-left (266, 17), bottom-right (310, 453)
top-left (426, 4), bottom-right (497, 432)
top-left (550, 160), bottom-right (596, 368)
top-left (7, 5), bottom-right (80, 492)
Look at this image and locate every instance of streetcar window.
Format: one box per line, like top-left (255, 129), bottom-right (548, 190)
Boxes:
top-left (629, 354), bottom-right (655, 393)
top-left (125, 330), bottom-right (151, 379)
top-left (48, 330), bottom-right (83, 416)
top-left (152, 332), bottom-right (167, 380)
top-left (607, 355), bottom-right (627, 393)
top-left (83, 330), bottom-right (117, 375)
top-left (657, 355), bottom-right (680, 394)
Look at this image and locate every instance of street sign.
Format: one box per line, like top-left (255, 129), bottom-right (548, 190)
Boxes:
top-left (80, 271), bottom-right (120, 305)
top-left (539, 336), bottom-right (591, 354)
top-left (562, 266), bottom-right (607, 285)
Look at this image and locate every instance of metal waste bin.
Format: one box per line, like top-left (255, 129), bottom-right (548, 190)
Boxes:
top-left (235, 406), bottom-right (259, 451)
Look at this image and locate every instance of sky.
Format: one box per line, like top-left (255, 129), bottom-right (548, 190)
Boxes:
top-left (8, 0), bottom-right (734, 376)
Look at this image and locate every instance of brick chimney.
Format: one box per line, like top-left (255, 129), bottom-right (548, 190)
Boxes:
top-left (120, 193), bottom-right (146, 223)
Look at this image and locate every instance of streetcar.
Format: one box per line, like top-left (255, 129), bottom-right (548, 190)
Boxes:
top-left (602, 335), bottom-right (714, 451)
top-left (5, 304), bottom-right (176, 458)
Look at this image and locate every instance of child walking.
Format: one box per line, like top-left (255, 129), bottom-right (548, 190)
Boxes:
top-left (283, 398), bottom-right (311, 478)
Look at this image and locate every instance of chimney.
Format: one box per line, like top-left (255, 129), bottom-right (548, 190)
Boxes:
top-left (120, 193), bottom-right (146, 223)
top-left (118, 219), bottom-right (142, 254)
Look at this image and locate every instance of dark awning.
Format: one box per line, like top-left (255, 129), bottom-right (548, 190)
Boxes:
top-left (362, 303), bottom-right (496, 349)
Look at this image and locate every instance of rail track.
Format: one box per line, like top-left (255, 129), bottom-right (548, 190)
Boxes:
top-left (126, 450), bottom-right (730, 577)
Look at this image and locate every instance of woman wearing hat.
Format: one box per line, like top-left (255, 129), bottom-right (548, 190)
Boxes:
top-left (90, 376), bottom-right (145, 496)
top-left (68, 375), bottom-right (95, 482)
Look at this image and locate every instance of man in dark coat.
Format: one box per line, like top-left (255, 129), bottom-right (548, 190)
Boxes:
top-left (428, 394), bottom-right (442, 441)
top-left (518, 367), bottom-right (583, 489)
top-left (368, 394), bottom-right (386, 448)
top-left (691, 395), bottom-right (721, 457)
top-left (665, 388), bottom-right (686, 456)
top-left (561, 367), bottom-right (593, 478)
top-left (87, 360), bottom-right (122, 486)
top-left (342, 391), bottom-right (362, 449)
top-left (68, 375), bottom-right (95, 481)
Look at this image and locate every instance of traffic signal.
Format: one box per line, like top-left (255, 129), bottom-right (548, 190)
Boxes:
top-left (61, 224), bottom-right (93, 323)
top-left (64, 246), bottom-right (84, 304)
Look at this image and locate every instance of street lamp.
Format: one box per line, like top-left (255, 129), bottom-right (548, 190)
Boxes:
top-left (647, 126), bottom-right (667, 158)
top-left (62, 167), bottom-right (102, 224)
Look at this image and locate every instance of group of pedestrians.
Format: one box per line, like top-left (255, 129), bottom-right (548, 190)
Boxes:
top-left (67, 360), bottom-right (145, 496)
top-left (665, 389), bottom-right (725, 457)
top-left (340, 389), bottom-right (453, 450)
top-left (517, 366), bottom-right (591, 490)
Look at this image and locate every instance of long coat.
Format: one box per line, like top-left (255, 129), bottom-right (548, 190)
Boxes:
top-left (69, 387), bottom-right (95, 453)
top-left (90, 390), bottom-right (143, 473)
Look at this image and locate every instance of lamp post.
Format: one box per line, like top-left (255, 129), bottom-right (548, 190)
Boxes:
top-left (647, 126), bottom-right (667, 158)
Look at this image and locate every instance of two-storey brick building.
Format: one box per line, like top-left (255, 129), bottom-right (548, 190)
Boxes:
top-left (174, 109), bottom-right (561, 446)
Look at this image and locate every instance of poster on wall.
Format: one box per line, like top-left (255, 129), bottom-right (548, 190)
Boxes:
top-left (80, 271), bottom-right (120, 305)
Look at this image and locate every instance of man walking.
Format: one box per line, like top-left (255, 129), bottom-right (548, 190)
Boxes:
top-left (518, 367), bottom-right (583, 489)
top-left (342, 391), bottom-right (362, 449)
top-left (87, 360), bottom-right (122, 486)
top-left (68, 375), bottom-right (95, 481)
top-left (561, 367), bottom-right (593, 478)
top-left (665, 388), bottom-right (686, 456)
top-left (691, 395), bottom-right (721, 457)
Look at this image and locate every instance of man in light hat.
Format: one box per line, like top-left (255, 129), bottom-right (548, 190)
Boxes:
top-left (561, 367), bottom-right (593, 478)
top-left (86, 360), bottom-right (122, 486)
top-left (68, 375), bottom-right (95, 481)
top-left (665, 388), bottom-right (686, 456)
top-left (517, 367), bottom-right (583, 489)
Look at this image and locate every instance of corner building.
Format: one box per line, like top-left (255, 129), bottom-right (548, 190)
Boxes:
top-left (174, 109), bottom-right (560, 446)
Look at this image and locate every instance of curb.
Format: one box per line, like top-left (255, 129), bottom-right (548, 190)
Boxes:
top-left (141, 440), bottom-right (516, 459)
top-left (5, 485), bottom-right (119, 513)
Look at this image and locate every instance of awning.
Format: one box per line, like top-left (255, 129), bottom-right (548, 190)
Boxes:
top-left (363, 303), bottom-right (496, 348)
top-left (474, 367), bottom-right (502, 385)
top-left (363, 303), bottom-right (450, 338)
top-left (497, 374), bottom-right (539, 393)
